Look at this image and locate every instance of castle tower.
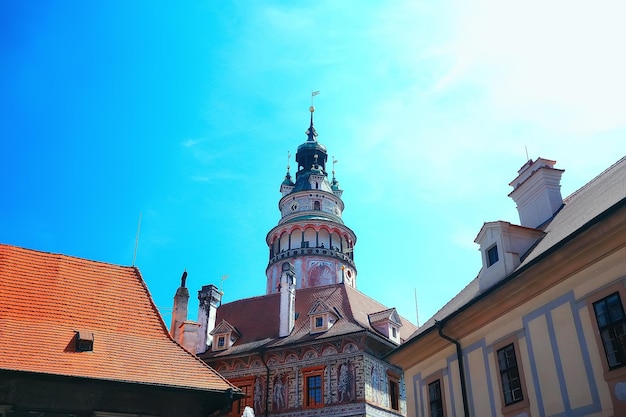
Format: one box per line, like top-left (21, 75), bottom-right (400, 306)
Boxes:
top-left (265, 106), bottom-right (357, 294)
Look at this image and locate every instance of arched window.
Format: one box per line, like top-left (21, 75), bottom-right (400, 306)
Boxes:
top-left (314, 201), bottom-right (321, 210)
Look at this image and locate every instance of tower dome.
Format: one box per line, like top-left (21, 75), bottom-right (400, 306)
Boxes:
top-left (265, 106), bottom-right (357, 294)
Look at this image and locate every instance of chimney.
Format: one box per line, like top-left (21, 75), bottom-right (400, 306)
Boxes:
top-left (279, 262), bottom-right (297, 337)
top-left (170, 270), bottom-right (189, 341)
top-left (197, 284), bottom-right (222, 354)
top-left (508, 158), bottom-right (564, 228)
top-left (178, 321), bottom-right (200, 353)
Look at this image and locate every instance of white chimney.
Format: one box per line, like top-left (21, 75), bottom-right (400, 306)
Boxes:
top-left (170, 271), bottom-right (189, 341)
top-left (508, 158), bottom-right (564, 228)
top-left (279, 262), bottom-right (296, 337)
top-left (196, 284), bottom-right (222, 354)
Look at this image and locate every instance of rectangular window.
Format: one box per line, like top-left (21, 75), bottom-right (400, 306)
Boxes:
top-left (227, 377), bottom-right (255, 417)
top-left (388, 376), bottom-right (400, 411)
top-left (497, 343), bottom-right (524, 405)
top-left (302, 366), bottom-right (325, 408)
top-left (593, 292), bottom-right (626, 369)
top-left (218, 336), bottom-right (225, 348)
top-left (428, 379), bottom-right (444, 417)
top-left (316, 316), bottom-right (324, 328)
top-left (307, 375), bottom-right (322, 406)
top-left (487, 245), bottom-right (499, 267)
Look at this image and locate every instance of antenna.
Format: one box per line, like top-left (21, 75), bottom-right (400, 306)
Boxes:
top-left (287, 150), bottom-right (291, 171)
top-left (525, 145), bottom-right (530, 162)
top-left (132, 212), bottom-right (142, 266)
top-left (332, 156), bottom-right (338, 175)
top-left (415, 288), bottom-right (420, 327)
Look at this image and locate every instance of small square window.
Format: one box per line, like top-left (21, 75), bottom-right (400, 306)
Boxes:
top-left (487, 245), bottom-right (499, 267)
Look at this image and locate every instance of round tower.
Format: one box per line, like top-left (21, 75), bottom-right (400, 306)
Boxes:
top-left (265, 106), bottom-right (357, 294)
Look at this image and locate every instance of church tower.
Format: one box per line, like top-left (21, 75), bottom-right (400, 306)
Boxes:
top-left (265, 106), bottom-right (357, 294)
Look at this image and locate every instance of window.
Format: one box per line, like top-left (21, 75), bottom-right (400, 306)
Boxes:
top-left (593, 292), bottom-right (626, 369)
top-left (302, 366), bottom-right (325, 408)
top-left (218, 336), bottom-right (225, 348)
top-left (392, 326), bottom-right (397, 338)
top-left (316, 316), bottom-right (324, 328)
top-left (314, 201), bottom-right (321, 210)
top-left (428, 380), bottom-right (444, 417)
top-left (227, 377), bottom-right (255, 417)
top-left (487, 245), bottom-right (499, 267)
top-left (497, 344), bottom-right (523, 405)
top-left (388, 374), bottom-right (400, 411)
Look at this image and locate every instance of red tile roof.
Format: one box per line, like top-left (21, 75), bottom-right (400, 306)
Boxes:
top-left (203, 283), bottom-right (417, 358)
top-left (0, 244), bottom-right (237, 393)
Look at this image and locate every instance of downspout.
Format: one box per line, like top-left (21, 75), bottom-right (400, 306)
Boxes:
top-left (259, 351), bottom-right (270, 417)
top-left (435, 320), bottom-right (470, 417)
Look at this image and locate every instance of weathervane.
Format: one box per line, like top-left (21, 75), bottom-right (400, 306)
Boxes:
top-left (287, 150), bottom-right (291, 172)
top-left (332, 156), bottom-right (338, 176)
top-left (311, 90), bottom-right (320, 107)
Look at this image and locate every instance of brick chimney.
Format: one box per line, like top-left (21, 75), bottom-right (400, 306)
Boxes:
top-left (279, 262), bottom-right (296, 337)
top-left (508, 158), bottom-right (564, 228)
top-left (170, 271), bottom-right (189, 342)
top-left (196, 284), bottom-right (222, 354)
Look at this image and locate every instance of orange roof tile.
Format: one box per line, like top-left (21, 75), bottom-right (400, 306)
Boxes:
top-left (0, 244), bottom-right (237, 393)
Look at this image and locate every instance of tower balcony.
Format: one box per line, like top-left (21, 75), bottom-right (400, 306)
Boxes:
top-left (268, 246), bottom-right (356, 270)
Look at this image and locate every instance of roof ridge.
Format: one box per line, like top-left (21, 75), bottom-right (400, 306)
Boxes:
top-left (0, 243), bottom-right (134, 270)
top-left (564, 155), bottom-right (626, 203)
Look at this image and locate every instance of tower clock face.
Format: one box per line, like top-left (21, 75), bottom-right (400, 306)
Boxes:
top-left (290, 201), bottom-right (299, 211)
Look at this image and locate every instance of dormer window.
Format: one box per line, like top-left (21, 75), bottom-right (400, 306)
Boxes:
top-left (217, 335), bottom-right (226, 349)
top-left (209, 320), bottom-right (240, 352)
top-left (487, 244), bottom-right (499, 267)
top-left (308, 299), bottom-right (339, 334)
top-left (368, 308), bottom-right (402, 344)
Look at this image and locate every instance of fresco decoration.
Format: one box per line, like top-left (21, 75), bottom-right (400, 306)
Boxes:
top-left (337, 360), bottom-right (356, 403)
top-left (272, 373), bottom-right (288, 411)
top-left (253, 375), bottom-right (265, 414)
top-left (308, 261), bottom-right (335, 287)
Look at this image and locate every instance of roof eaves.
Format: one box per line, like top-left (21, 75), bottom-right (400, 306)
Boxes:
top-left (393, 196), bottom-right (626, 356)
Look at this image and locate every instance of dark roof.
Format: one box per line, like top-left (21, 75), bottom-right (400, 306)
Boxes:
top-left (407, 156), bottom-right (626, 341)
top-left (202, 283), bottom-right (417, 358)
top-left (0, 244), bottom-right (237, 393)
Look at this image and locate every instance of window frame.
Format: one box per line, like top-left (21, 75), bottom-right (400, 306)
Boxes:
top-left (487, 244), bottom-right (499, 267)
top-left (226, 376), bottom-right (255, 417)
top-left (302, 365), bottom-right (325, 409)
top-left (423, 371), bottom-right (447, 417)
top-left (492, 336), bottom-right (529, 416)
top-left (387, 370), bottom-right (401, 411)
top-left (593, 292), bottom-right (626, 370)
top-left (587, 283), bottom-right (626, 378)
top-left (213, 332), bottom-right (229, 351)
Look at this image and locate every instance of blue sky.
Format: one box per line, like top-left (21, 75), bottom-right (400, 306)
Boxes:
top-left (2, 1), bottom-right (625, 327)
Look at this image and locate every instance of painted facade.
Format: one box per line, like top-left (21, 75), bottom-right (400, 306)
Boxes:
top-left (388, 156), bottom-right (626, 417)
top-left (172, 106), bottom-right (417, 417)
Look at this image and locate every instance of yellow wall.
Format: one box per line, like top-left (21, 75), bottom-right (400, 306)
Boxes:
top-left (400, 245), bottom-right (626, 417)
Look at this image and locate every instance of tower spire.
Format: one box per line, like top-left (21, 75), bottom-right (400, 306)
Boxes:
top-left (306, 105), bottom-right (318, 142)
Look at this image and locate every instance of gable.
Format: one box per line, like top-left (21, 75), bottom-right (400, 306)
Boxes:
top-left (0, 244), bottom-right (236, 393)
